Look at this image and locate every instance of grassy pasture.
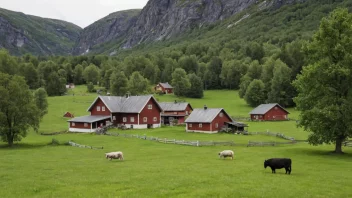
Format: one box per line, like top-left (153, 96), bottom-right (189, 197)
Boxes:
top-left (1, 87), bottom-right (351, 197)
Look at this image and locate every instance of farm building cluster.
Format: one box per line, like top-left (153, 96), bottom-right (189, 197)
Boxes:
top-left (67, 82), bottom-right (289, 133)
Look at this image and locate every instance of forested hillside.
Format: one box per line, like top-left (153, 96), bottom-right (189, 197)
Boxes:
top-left (0, 8), bottom-right (81, 56)
top-left (0, 0), bottom-right (351, 108)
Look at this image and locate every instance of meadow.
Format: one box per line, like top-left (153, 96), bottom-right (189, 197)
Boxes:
top-left (0, 86), bottom-right (351, 198)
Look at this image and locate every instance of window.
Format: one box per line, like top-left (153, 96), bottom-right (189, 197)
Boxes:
top-left (102, 106), bottom-right (105, 111)
top-left (100, 123), bottom-right (103, 127)
top-left (219, 113), bottom-right (224, 117)
top-left (130, 117), bottom-right (135, 122)
top-left (274, 107), bottom-right (278, 110)
top-left (199, 123), bottom-right (202, 128)
top-left (113, 116), bottom-right (116, 121)
top-left (123, 117), bottom-right (127, 122)
top-left (189, 124), bottom-right (192, 127)
top-left (72, 122), bottom-right (75, 127)
top-left (148, 104), bottom-right (152, 109)
top-left (186, 111), bottom-right (189, 115)
top-left (153, 117), bottom-right (157, 122)
top-left (143, 117), bottom-right (147, 122)
top-left (174, 112), bottom-right (177, 115)
top-left (97, 106), bottom-right (101, 111)
top-left (215, 123), bottom-right (218, 128)
top-left (84, 123), bottom-right (88, 127)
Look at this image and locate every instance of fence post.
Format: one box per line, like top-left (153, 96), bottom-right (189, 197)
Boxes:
top-left (174, 139), bottom-right (176, 144)
top-left (165, 138), bottom-right (167, 143)
top-left (197, 140), bottom-right (199, 147)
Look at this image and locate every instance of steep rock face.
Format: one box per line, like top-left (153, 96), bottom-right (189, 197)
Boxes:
top-left (122, 0), bottom-right (257, 49)
top-left (73, 9), bottom-right (141, 55)
top-left (0, 8), bottom-right (81, 56)
top-left (122, 0), bottom-right (308, 49)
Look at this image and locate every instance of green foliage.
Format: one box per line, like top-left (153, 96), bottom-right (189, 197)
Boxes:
top-left (73, 64), bottom-right (84, 85)
top-left (83, 64), bottom-right (100, 85)
top-left (46, 72), bottom-right (66, 96)
top-left (293, 8), bottom-right (352, 153)
top-left (21, 63), bottom-right (39, 89)
top-left (172, 68), bottom-right (191, 97)
top-left (186, 73), bottom-right (203, 98)
top-left (33, 88), bottom-right (48, 119)
top-left (87, 82), bottom-right (95, 93)
top-left (244, 79), bottom-right (266, 107)
top-left (0, 72), bottom-right (41, 146)
top-left (110, 71), bottom-right (128, 96)
top-left (0, 49), bottom-right (18, 75)
top-left (128, 71), bottom-right (149, 95)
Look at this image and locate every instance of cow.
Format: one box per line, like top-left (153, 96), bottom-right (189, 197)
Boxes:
top-left (264, 158), bottom-right (292, 174)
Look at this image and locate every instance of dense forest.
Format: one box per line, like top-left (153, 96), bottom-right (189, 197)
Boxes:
top-left (0, 0), bottom-right (351, 107)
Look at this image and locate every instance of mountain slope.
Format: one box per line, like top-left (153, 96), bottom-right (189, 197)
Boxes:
top-left (73, 9), bottom-right (141, 55)
top-left (0, 8), bottom-right (81, 56)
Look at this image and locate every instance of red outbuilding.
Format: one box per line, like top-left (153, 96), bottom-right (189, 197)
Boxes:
top-left (67, 95), bottom-right (162, 133)
top-left (185, 105), bottom-right (235, 133)
top-left (249, 103), bottom-right (290, 121)
top-left (63, 112), bottom-right (74, 118)
top-left (159, 101), bottom-right (193, 125)
top-left (155, 82), bottom-right (173, 94)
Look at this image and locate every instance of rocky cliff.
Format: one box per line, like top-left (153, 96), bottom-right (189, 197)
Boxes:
top-left (73, 9), bottom-right (140, 55)
top-left (0, 8), bottom-right (81, 56)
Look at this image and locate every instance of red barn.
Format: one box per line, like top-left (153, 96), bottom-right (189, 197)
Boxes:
top-left (155, 82), bottom-right (173, 94)
top-left (184, 105), bottom-right (233, 133)
top-left (67, 95), bottom-right (162, 132)
top-left (159, 101), bottom-right (193, 125)
top-left (249, 103), bottom-right (290, 121)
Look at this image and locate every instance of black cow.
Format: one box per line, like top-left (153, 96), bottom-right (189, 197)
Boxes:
top-left (264, 158), bottom-right (292, 174)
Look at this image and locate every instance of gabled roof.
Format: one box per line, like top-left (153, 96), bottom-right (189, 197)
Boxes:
top-left (67, 115), bottom-right (110, 123)
top-left (159, 102), bottom-right (193, 111)
top-left (159, 82), bottom-right (173, 89)
top-left (87, 95), bottom-right (162, 113)
top-left (249, 103), bottom-right (290, 115)
top-left (185, 108), bottom-right (233, 123)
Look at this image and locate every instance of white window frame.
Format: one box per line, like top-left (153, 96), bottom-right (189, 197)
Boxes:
top-left (72, 122), bottom-right (75, 127)
top-left (97, 106), bottom-right (101, 111)
top-left (219, 113), bottom-right (224, 117)
top-left (123, 117), bottom-right (127, 122)
top-left (174, 112), bottom-right (177, 115)
top-left (153, 117), bottom-right (157, 122)
top-left (143, 117), bottom-right (147, 122)
top-left (102, 106), bottom-right (105, 111)
top-left (148, 104), bottom-right (152, 109)
top-left (113, 116), bottom-right (116, 121)
top-left (84, 123), bottom-right (88, 127)
top-left (189, 124), bottom-right (192, 127)
top-left (130, 117), bottom-right (135, 122)
top-left (199, 123), bottom-right (202, 128)
top-left (215, 123), bottom-right (218, 128)
top-left (186, 111), bottom-right (189, 115)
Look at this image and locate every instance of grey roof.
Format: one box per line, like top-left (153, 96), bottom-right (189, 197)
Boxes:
top-left (67, 115), bottom-right (111, 123)
top-left (226, 121), bottom-right (248, 127)
top-left (87, 95), bottom-right (162, 113)
top-left (159, 102), bottom-right (192, 111)
top-left (159, 82), bottom-right (173, 89)
top-left (249, 103), bottom-right (290, 115)
top-left (185, 108), bottom-right (233, 123)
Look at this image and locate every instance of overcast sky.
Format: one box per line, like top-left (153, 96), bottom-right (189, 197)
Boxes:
top-left (1, 0), bottom-right (148, 28)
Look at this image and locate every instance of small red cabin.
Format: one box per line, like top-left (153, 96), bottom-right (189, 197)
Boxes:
top-left (159, 101), bottom-right (193, 125)
top-left (155, 82), bottom-right (173, 94)
top-left (63, 112), bottom-right (74, 118)
top-left (185, 105), bottom-right (233, 133)
top-left (249, 103), bottom-right (289, 121)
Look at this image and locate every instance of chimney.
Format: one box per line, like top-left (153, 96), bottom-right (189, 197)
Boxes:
top-left (204, 105), bottom-right (207, 110)
top-left (126, 92), bottom-right (130, 98)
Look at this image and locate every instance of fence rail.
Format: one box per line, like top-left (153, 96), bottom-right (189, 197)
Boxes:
top-left (105, 132), bottom-right (297, 147)
top-left (68, 141), bottom-right (104, 149)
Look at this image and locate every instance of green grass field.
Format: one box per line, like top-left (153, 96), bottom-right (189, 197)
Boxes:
top-left (1, 87), bottom-right (351, 198)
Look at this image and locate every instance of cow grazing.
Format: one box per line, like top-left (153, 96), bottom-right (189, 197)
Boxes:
top-left (264, 158), bottom-right (292, 174)
top-left (218, 150), bottom-right (234, 160)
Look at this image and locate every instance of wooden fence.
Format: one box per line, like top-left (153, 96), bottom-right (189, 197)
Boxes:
top-left (105, 132), bottom-right (297, 147)
top-left (68, 141), bottom-right (104, 149)
top-left (344, 141), bottom-right (352, 147)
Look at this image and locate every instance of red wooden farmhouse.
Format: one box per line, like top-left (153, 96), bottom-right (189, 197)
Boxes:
top-left (185, 105), bottom-right (247, 133)
top-left (67, 95), bottom-right (162, 132)
top-left (249, 103), bottom-right (290, 121)
top-left (159, 101), bottom-right (193, 125)
top-left (155, 82), bottom-right (173, 94)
